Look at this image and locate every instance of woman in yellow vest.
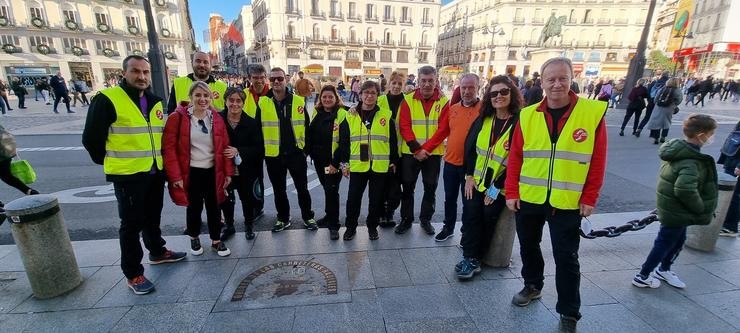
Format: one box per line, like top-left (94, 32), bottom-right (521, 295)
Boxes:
top-left (377, 71), bottom-right (406, 228)
top-left (336, 81), bottom-right (399, 241)
top-left (457, 76), bottom-right (523, 280)
top-left (305, 85), bottom-right (348, 240)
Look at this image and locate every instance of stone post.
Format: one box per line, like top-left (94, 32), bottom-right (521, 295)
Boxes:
top-left (685, 171), bottom-right (737, 252)
top-left (481, 208), bottom-right (517, 267)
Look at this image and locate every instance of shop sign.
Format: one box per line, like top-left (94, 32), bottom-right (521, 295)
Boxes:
top-left (7, 66), bottom-right (50, 75)
top-left (302, 64), bottom-right (324, 74)
top-left (344, 60), bottom-right (361, 69)
top-left (572, 64), bottom-right (584, 72)
top-left (364, 69), bottom-right (382, 75)
top-left (584, 65), bottom-right (600, 77)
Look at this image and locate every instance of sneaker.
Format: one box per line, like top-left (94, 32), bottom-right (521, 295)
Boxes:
top-left (368, 227), bottom-right (379, 240)
top-left (127, 275), bottom-right (155, 295)
top-left (244, 224), bottom-right (256, 240)
top-left (512, 284), bottom-right (542, 306)
top-left (329, 229), bottom-right (340, 240)
top-left (304, 218), bottom-right (318, 231)
top-left (457, 258), bottom-right (482, 281)
top-left (652, 269), bottom-right (686, 289)
top-left (394, 221), bottom-right (412, 234)
top-left (272, 220), bottom-right (291, 232)
top-left (211, 242), bottom-right (231, 257)
top-left (378, 217), bottom-right (396, 228)
top-left (149, 248), bottom-right (187, 264)
top-left (435, 227), bottom-right (454, 242)
top-left (455, 258), bottom-right (480, 273)
top-left (67, 110), bottom-right (75, 113)
top-left (559, 315), bottom-right (578, 333)
top-left (719, 228), bottom-right (738, 237)
top-left (220, 223), bottom-right (236, 241)
top-left (190, 238), bottom-right (203, 256)
top-left (619, 130), bottom-right (624, 136)
top-left (632, 273), bottom-right (661, 288)
top-left (343, 227), bottom-right (356, 241)
top-left (420, 220), bottom-right (436, 235)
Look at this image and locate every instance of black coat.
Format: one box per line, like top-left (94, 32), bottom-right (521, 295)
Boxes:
top-left (220, 110), bottom-right (264, 172)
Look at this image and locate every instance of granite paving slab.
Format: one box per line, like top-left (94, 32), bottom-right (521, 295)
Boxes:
top-left (385, 316), bottom-right (480, 333)
top-left (697, 259), bottom-right (740, 288)
top-left (291, 289), bottom-right (385, 333)
top-left (538, 274), bottom-right (618, 310)
top-left (377, 283), bottom-right (467, 323)
top-left (95, 261), bottom-right (201, 308)
top-left (666, 264), bottom-right (740, 296)
top-left (575, 303), bottom-right (656, 332)
top-left (0, 271), bottom-right (31, 313)
top-left (110, 301), bottom-right (214, 333)
top-left (367, 249), bottom-right (412, 288)
top-left (13, 266), bottom-right (120, 313)
top-left (178, 259), bottom-right (239, 302)
top-left (0, 307), bottom-right (130, 332)
top-left (399, 248), bottom-right (447, 285)
top-left (688, 290), bottom-right (740, 330)
top-left (345, 251), bottom-right (375, 290)
top-left (201, 307), bottom-right (296, 332)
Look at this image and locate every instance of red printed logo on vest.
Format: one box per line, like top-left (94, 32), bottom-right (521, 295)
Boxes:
top-left (379, 118), bottom-right (386, 126)
top-left (435, 105), bottom-right (440, 113)
top-left (212, 91), bottom-right (220, 100)
top-left (572, 128), bottom-right (588, 142)
top-left (297, 106), bottom-right (304, 114)
top-left (156, 110), bottom-right (164, 120)
top-left (333, 123), bottom-right (339, 131)
top-left (503, 140), bottom-right (510, 150)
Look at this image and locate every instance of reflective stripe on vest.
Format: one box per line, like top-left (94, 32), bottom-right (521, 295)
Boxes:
top-left (473, 117), bottom-right (512, 193)
top-left (401, 93), bottom-right (449, 155)
top-left (173, 76), bottom-right (227, 110)
top-left (377, 94), bottom-right (402, 151)
top-left (331, 109), bottom-right (348, 158)
top-left (258, 94), bottom-right (306, 157)
top-left (242, 88), bottom-right (260, 118)
top-left (101, 86), bottom-right (164, 176)
top-left (518, 98), bottom-right (606, 209)
top-left (346, 108), bottom-right (392, 173)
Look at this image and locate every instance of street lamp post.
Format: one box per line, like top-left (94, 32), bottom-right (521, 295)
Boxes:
top-left (616, 0), bottom-right (657, 109)
top-left (142, 0), bottom-right (168, 101)
top-left (482, 24), bottom-right (504, 79)
top-left (672, 32), bottom-right (694, 76)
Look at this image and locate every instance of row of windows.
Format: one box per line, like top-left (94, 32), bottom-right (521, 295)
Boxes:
top-left (1, 34), bottom-right (176, 56)
top-left (449, 50), bottom-right (626, 63)
top-left (0, 4), bottom-right (174, 32)
top-left (286, 25), bottom-right (430, 46)
top-left (286, 0), bottom-right (433, 24)
top-left (285, 48), bottom-right (428, 63)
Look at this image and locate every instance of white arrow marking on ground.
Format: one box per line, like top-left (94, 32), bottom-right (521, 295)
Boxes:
top-left (18, 146), bottom-right (85, 152)
top-left (51, 184), bottom-right (117, 204)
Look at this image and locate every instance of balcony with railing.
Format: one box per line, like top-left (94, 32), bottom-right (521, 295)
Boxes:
top-left (583, 18), bottom-right (593, 24)
top-left (400, 17), bottom-right (412, 25)
top-left (346, 37), bottom-right (360, 45)
top-left (533, 17), bottom-right (544, 24)
top-left (328, 36), bottom-right (345, 44)
top-left (329, 11), bottom-right (344, 20)
top-left (609, 41), bottom-right (623, 48)
top-left (576, 41), bottom-right (589, 47)
top-left (417, 42), bottom-right (432, 49)
top-left (311, 10), bottom-right (326, 19)
top-left (381, 39), bottom-right (395, 46)
top-left (347, 14), bottom-right (361, 22)
top-left (593, 41), bottom-right (606, 47)
top-left (398, 40), bottom-right (412, 48)
top-left (421, 19), bottom-right (434, 26)
top-left (286, 8), bottom-right (301, 17)
top-left (614, 18), bottom-right (628, 24)
top-left (383, 16), bottom-right (395, 24)
top-left (366, 15), bottom-right (378, 22)
top-left (597, 18), bottom-right (610, 24)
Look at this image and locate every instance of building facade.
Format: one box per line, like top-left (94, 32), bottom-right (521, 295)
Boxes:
top-left (221, 5), bottom-right (256, 75)
top-left (437, 0), bottom-right (650, 81)
top-left (0, 0), bottom-right (195, 90)
top-left (650, 0), bottom-right (679, 53)
top-left (207, 13), bottom-right (228, 68)
top-left (251, 0), bottom-right (442, 81)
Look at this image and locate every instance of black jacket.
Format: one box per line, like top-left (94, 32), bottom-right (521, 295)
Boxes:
top-left (463, 114), bottom-right (519, 189)
top-left (82, 80), bottom-right (164, 182)
top-left (255, 90), bottom-right (311, 157)
top-left (166, 73), bottom-right (218, 114)
top-left (306, 106), bottom-right (346, 167)
top-left (220, 110), bottom-right (264, 171)
top-left (50, 75), bottom-right (68, 94)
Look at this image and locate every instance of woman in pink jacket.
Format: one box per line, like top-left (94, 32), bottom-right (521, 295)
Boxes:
top-left (163, 81), bottom-right (234, 257)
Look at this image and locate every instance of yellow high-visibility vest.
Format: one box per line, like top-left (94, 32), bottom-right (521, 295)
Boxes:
top-left (518, 99), bottom-right (606, 209)
top-left (401, 93), bottom-right (448, 155)
top-left (258, 94), bottom-right (307, 157)
top-left (101, 86), bottom-right (164, 175)
top-left (377, 94), bottom-right (403, 151)
top-left (331, 108), bottom-right (348, 158)
top-left (242, 88), bottom-right (260, 118)
top-left (173, 76), bottom-right (227, 110)
top-left (473, 116), bottom-right (513, 193)
top-left (345, 107), bottom-right (393, 173)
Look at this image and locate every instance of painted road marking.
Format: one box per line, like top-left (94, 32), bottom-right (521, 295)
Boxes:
top-left (51, 184), bottom-right (117, 204)
top-left (19, 146), bottom-right (85, 152)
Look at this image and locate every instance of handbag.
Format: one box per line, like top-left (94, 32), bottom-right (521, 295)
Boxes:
top-left (0, 124), bottom-right (17, 160)
top-left (673, 106), bottom-right (680, 115)
top-left (10, 152), bottom-right (36, 184)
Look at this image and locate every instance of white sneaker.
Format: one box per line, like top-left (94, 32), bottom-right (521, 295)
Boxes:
top-left (632, 273), bottom-right (661, 288)
top-left (652, 269), bottom-right (686, 289)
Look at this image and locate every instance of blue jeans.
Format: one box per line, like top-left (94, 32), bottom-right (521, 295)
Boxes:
top-left (639, 225), bottom-right (687, 277)
top-left (442, 162), bottom-right (466, 231)
top-left (722, 181), bottom-right (740, 232)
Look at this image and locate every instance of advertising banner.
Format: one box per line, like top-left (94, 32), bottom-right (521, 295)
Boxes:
top-left (666, 0), bottom-right (694, 52)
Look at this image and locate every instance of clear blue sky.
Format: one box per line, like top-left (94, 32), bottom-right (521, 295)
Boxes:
top-left (190, 0), bottom-right (454, 51)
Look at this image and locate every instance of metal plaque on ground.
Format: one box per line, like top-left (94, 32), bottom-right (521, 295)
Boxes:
top-left (231, 260), bottom-right (338, 302)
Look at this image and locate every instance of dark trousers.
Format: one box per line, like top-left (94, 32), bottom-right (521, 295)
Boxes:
top-left (314, 161), bottom-right (342, 230)
top-left (221, 165), bottom-right (263, 224)
top-left (695, 91), bottom-right (708, 106)
top-left (460, 192), bottom-right (506, 258)
top-left (1, 95), bottom-right (11, 109)
top-left (345, 171), bottom-right (386, 229)
top-left (383, 167), bottom-right (402, 220)
top-left (113, 173), bottom-right (167, 280)
top-left (650, 128), bottom-right (669, 139)
top-left (265, 153), bottom-right (314, 222)
top-left (723, 181), bottom-right (740, 232)
top-left (620, 107), bottom-right (643, 133)
top-left (185, 167), bottom-right (221, 241)
top-left (401, 154), bottom-right (441, 223)
top-left (53, 93), bottom-right (71, 112)
top-left (17, 94), bottom-right (25, 108)
top-left (637, 100), bottom-right (654, 130)
top-left (79, 92), bottom-right (89, 105)
top-left (639, 225), bottom-right (687, 276)
top-left (443, 162), bottom-right (466, 230)
top-left (0, 158), bottom-right (31, 194)
top-left (516, 205), bottom-right (581, 318)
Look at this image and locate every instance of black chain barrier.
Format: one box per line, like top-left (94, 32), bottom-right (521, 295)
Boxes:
top-left (580, 210), bottom-right (659, 239)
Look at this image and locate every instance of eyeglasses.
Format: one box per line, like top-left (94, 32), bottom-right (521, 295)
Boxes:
top-left (490, 88), bottom-right (511, 98)
top-left (269, 77), bottom-right (285, 82)
top-left (197, 119), bottom-right (209, 134)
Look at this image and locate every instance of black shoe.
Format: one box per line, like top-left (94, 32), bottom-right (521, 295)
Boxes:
top-left (67, 110), bottom-right (75, 113)
top-left (394, 221), bottom-right (412, 234)
top-left (244, 223), bottom-right (255, 240)
top-left (19, 107), bottom-right (27, 109)
top-left (329, 229), bottom-right (340, 240)
top-left (559, 315), bottom-right (578, 333)
top-left (619, 130), bottom-right (624, 136)
top-left (420, 220), bottom-right (436, 235)
top-left (653, 139), bottom-right (659, 145)
top-left (368, 227), bottom-right (379, 240)
top-left (220, 223), bottom-right (235, 241)
top-left (149, 248), bottom-right (187, 264)
top-left (27, 189), bottom-right (39, 195)
top-left (53, 109), bottom-right (59, 114)
top-left (190, 238), bottom-right (203, 256)
top-left (659, 137), bottom-right (666, 143)
top-left (634, 130), bottom-right (641, 138)
top-left (378, 218), bottom-right (396, 228)
top-left (512, 284), bottom-right (542, 307)
top-left (316, 216), bottom-right (328, 228)
top-left (343, 227), bottom-right (356, 240)
top-left (435, 227), bottom-right (454, 242)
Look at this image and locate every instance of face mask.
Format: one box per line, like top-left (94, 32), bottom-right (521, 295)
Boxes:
top-left (702, 134), bottom-right (715, 146)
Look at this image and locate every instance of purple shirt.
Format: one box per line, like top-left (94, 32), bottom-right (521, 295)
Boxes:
top-left (139, 95), bottom-right (149, 119)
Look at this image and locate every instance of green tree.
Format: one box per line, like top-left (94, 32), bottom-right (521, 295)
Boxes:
top-left (647, 50), bottom-right (674, 72)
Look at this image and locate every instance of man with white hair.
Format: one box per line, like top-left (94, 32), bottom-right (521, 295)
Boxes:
top-left (505, 57), bottom-right (608, 332)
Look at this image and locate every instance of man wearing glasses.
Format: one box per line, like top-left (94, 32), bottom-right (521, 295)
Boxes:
top-left (167, 51), bottom-right (227, 113)
top-left (241, 64), bottom-right (270, 221)
top-left (256, 67), bottom-right (316, 232)
top-left (395, 65), bottom-right (450, 235)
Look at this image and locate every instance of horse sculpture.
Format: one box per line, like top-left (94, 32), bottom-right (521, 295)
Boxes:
top-left (538, 14), bottom-right (568, 47)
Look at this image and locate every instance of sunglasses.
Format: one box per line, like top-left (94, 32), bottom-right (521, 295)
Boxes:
top-left (490, 88), bottom-right (511, 98)
top-left (197, 119), bottom-right (209, 134)
top-left (269, 77), bottom-right (285, 82)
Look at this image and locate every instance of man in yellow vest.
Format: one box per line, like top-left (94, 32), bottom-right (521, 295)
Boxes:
top-left (395, 65), bottom-right (450, 235)
top-left (166, 51), bottom-right (227, 113)
top-left (256, 67), bottom-right (316, 232)
top-left (242, 64), bottom-right (270, 220)
top-left (83, 55), bottom-right (186, 295)
top-left (504, 57), bottom-right (607, 333)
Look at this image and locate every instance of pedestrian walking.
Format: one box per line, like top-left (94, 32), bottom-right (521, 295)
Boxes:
top-left (294, 71), bottom-right (315, 110)
top-left (620, 78), bottom-right (648, 136)
top-left (0, 79), bottom-right (11, 111)
top-left (684, 80), bottom-right (699, 106)
top-left (167, 51), bottom-right (228, 113)
top-left (38, 78), bottom-right (51, 105)
top-left (610, 79), bottom-right (624, 107)
top-left (350, 77), bottom-right (361, 103)
top-left (83, 55), bottom-right (187, 295)
top-left (586, 81), bottom-right (595, 99)
top-left (163, 81), bottom-right (234, 257)
top-left (377, 72), bottom-right (407, 228)
top-left (505, 57), bottom-right (608, 333)
top-left (50, 72), bottom-right (73, 113)
top-left (69, 82), bottom-right (84, 107)
top-left (646, 78), bottom-right (683, 144)
top-left (457, 75), bottom-right (521, 280)
top-left (524, 79), bottom-right (543, 106)
top-left (694, 76), bottom-right (713, 107)
top-left (9, 77), bottom-right (27, 109)
top-left (593, 80), bottom-right (603, 100)
top-left (74, 77), bottom-right (91, 105)
top-left (633, 114), bottom-right (718, 289)
top-left (636, 73), bottom-right (669, 137)
top-left (718, 120), bottom-right (740, 237)
top-left (219, 88), bottom-right (264, 241)
top-left (597, 79), bottom-right (613, 102)
top-left (380, 73), bottom-right (387, 93)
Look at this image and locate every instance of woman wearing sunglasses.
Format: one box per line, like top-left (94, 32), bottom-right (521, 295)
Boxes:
top-left (163, 81), bottom-right (234, 257)
top-left (305, 85), bottom-right (348, 240)
top-left (457, 75), bottom-right (522, 280)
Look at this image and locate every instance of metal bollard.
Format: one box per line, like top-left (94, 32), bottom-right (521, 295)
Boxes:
top-left (5, 194), bottom-right (82, 299)
top-left (481, 208), bottom-right (516, 267)
top-left (685, 171), bottom-right (737, 252)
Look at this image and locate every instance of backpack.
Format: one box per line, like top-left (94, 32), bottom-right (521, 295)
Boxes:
top-left (655, 87), bottom-right (673, 107)
top-left (721, 131), bottom-right (740, 157)
top-left (649, 82), bottom-right (665, 99)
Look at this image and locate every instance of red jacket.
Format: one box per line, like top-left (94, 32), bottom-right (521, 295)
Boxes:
top-left (504, 91), bottom-right (607, 207)
top-left (398, 88), bottom-right (450, 153)
top-left (163, 103), bottom-right (234, 206)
